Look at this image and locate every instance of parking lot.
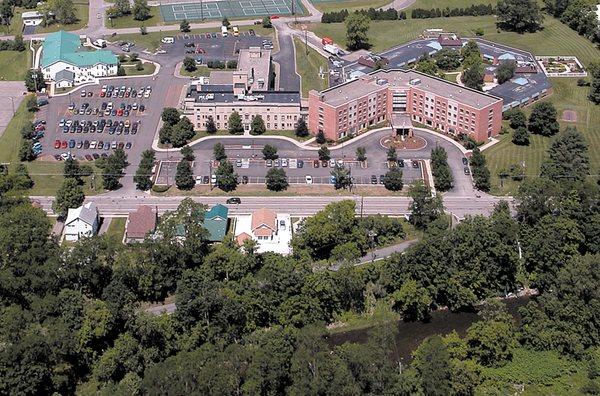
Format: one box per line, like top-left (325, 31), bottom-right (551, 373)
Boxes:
top-left (39, 78), bottom-right (161, 163)
top-left (156, 156), bottom-right (422, 187)
top-left (160, 32), bottom-right (267, 64)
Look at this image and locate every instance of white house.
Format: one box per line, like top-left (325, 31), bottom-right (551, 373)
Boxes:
top-left (64, 202), bottom-right (99, 242)
top-left (21, 11), bottom-right (47, 26)
top-left (234, 208), bottom-right (292, 255)
top-left (41, 31), bottom-right (118, 87)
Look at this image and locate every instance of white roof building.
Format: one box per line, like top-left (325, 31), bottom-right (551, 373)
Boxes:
top-left (64, 202), bottom-right (99, 241)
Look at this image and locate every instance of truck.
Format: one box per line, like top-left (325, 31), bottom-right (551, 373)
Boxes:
top-left (321, 37), bottom-right (333, 45)
top-left (221, 25), bottom-right (228, 37)
top-left (323, 44), bottom-right (339, 56)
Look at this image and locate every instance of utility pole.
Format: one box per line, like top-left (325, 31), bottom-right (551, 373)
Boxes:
top-left (304, 28), bottom-right (308, 56)
top-left (201, 0), bottom-right (204, 21)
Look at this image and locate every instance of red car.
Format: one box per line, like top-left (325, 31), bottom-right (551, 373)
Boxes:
top-left (270, 15), bottom-right (279, 19)
top-left (54, 139), bottom-right (61, 149)
top-left (61, 141), bottom-right (68, 149)
top-left (99, 91), bottom-right (106, 97)
top-left (117, 109), bottom-right (123, 116)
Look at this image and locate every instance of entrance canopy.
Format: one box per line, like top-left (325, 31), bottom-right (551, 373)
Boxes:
top-left (391, 113), bottom-right (413, 136)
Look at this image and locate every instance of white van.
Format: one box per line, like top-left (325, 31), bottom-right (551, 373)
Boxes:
top-left (161, 37), bottom-right (174, 44)
top-left (93, 39), bottom-right (107, 48)
top-left (221, 25), bottom-right (228, 37)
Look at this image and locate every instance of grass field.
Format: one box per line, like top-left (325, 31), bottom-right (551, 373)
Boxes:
top-left (7, 3), bottom-right (90, 34)
top-left (111, 25), bottom-right (275, 52)
top-left (293, 37), bottom-right (328, 97)
top-left (107, 7), bottom-right (160, 29)
top-left (122, 62), bottom-right (156, 76)
top-left (0, 50), bottom-right (31, 80)
top-left (407, 0), bottom-right (493, 11)
top-left (311, 0), bottom-right (393, 13)
top-left (485, 78), bottom-right (600, 194)
top-left (179, 66), bottom-right (211, 78)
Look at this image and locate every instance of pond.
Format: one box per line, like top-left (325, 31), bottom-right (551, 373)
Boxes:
top-left (327, 296), bottom-right (531, 362)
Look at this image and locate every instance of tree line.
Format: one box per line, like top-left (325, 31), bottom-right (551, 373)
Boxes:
top-left (410, 4), bottom-right (495, 19)
top-left (321, 7), bottom-right (405, 24)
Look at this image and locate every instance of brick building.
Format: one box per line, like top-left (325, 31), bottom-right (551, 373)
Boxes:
top-left (308, 69), bottom-right (503, 143)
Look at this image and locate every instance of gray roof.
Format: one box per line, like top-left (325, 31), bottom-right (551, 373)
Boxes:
top-left (65, 202), bottom-right (98, 226)
top-left (188, 85), bottom-right (301, 105)
top-left (55, 69), bottom-right (75, 82)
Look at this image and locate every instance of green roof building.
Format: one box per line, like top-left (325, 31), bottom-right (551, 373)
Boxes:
top-left (203, 204), bottom-right (229, 242)
top-left (41, 31), bottom-right (118, 87)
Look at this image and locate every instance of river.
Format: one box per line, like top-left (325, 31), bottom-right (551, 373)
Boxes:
top-left (327, 296), bottom-right (531, 362)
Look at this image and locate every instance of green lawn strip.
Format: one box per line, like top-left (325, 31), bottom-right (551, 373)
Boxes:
top-left (0, 50), bottom-right (30, 80)
top-left (263, 129), bottom-right (311, 141)
top-left (406, 0), bottom-right (494, 12)
top-left (0, 95), bottom-right (33, 163)
top-left (312, 0), bottom-right (393, 13)
top-left (293, 37), bottom-right (328, 97)
top-left (122, 62), bottom-right (156, 76)
top-left (33, 3), bottom-right (90, 34)
top-left (485, 78), bottom-right (599, 195)
top-left (179, 66), bottom-right (211, 78)
top-left (111, 26), bottom-right (276, 52)
top-left (107, 8), bottom-right (160, 29)
top-left (104, 217), bottom-right (126, 242)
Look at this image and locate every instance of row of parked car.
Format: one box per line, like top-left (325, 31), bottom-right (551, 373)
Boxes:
top-left (59, 118), bottom-right (142, 135)
top-left (98, 85), bottom-right (152, 99)
top-left (53, 139), bottom-right (133, 151)
top-left (69, 101), bottom-right (146, 117)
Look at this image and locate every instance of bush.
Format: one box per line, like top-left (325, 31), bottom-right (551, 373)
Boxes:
top-left (151, 184), bottom-right (170, 193)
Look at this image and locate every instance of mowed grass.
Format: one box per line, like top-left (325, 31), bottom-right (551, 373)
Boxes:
top-left (485, 79), bottom-right (600, 194)
top-left (294, 37), bottom-right (328, 97)
top-left (311, 0), bottom-right (393, 13)
top-left (0, 51), bottom-right (31, 80)
top-left (107, 7), bottom-right (160, 29)
top-left (407, 0), bottom-right (493, 10)
top-left (104, 217), bottom-right (126, 242)
top-left (122, 62), bottom-right (156, 76)
top-left (8, 2), bottom-right (90, 34)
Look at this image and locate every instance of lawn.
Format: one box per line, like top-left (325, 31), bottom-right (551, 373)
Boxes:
top-left (485, 78), bottom-right (600, 195)
top-left (264, 129), bottom-right (311, 141)
top-left (106, 8), bottom-right (160, 29)
top-left (0, 50), bottom-right (31, 80)
top-left (294, 37), bottom-right (328, 97)
top-left (8, 2), bottom-right (90, 34)
top-left (122, 62), bottom-right (156, 76)
top-left (111, 25), bottom-right (276, 52)
top-left (0, 95), bottom-right (33, 164)
top-left (179, 66), bottom-right (211, 78)
top-left (311, 0), bottom-right (393, 13)
top-left (407, 0), bottom-right (494, 11)
top-left (104, 217), bottom-right (126, 242)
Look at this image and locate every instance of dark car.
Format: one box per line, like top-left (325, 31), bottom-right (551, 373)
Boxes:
top-left (313, 159), bottom-right (319, 168)
top-left (184, 42), bottom-right (195, 47)
top-left (83, 140), bottom-right (90, 149)
top-left (464, 167), bottom-right (470, 175)
top-left (321, 160), bottom-right (328, 167)
top-left (68, 139), bottom-right (76, 148)
top-left (242, 175), bottom-right (249, 184)
top-left (125, 142), bottom-right (132, 149)
top-left (371, 175), bottom-right (378, 184)
top-left (85, 154), bottom-right (93, 161)
top-left (412, 160), bottom-right (419, 168)
top-left (398, 159), bottom-right (404, 167)
top-left (379, 175), bottom-right (385, 184)
top-left (249, 29), bottom-right (255, 36)
top-left (203, 175), bottom-right (209, 184)
top-left (226, 197), bottom-right (241, 204)
top-left (462, 157), bottom-right (469, 166)
top-left (92, 153), bottom-right (100, 159)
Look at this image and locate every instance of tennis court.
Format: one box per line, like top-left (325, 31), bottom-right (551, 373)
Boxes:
top-left (160, 0), bottom-right (302, 22)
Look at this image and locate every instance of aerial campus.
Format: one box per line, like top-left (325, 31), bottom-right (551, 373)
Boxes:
top-left (1, 0), bottom-right (600, 393)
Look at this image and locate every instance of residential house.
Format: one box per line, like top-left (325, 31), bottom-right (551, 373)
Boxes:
top-left (234, 208), bottom-right (292, 254)
top-left (203, 204), bottom-right (229, 242)
top-left (64, 202), bottom-right (99, 241)
top-left (125, 205), bottom-right (157, 243)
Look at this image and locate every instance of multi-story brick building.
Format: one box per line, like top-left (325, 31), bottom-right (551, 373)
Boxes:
top-left (308, 69), bottom-right (503, 143)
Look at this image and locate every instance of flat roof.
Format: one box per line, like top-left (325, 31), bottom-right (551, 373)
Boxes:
top-left (187, 85), bottom-right (300, 105)
top-left (237, 47), bottom-right (271, 92)
top-left (319, 69), bottom-right (501, 109)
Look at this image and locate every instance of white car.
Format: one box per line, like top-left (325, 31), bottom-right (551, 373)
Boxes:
top-left (195, 176), bottom-right (202, 185)
top-left (305, 175), bottom-right (313, 184)
top-left (211, 174), bottom-right (217, 185)
top-left (281, 158), bottom-right (288, 167)
top-left (90, 141), bottom-right (97, 149)
top-left (329, 158), bottom-right (336, 167)
top-left (161, 37), bottom-right (174, 44)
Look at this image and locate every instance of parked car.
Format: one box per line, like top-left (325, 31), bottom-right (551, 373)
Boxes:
top-left (464, 167), bottom-right (470, 175)
top-left (54, 140), bottom-right (61, 149)
top-left (242, 175), bottom-right (248, 184)
top-left (313, 160), bottom-right (319, 168)
top-left (226, 197), bottom-right (241, 204)
top-left (371, 175), bottom-right (378, 184)
top-left (462, 157), bottom-right (468, 166)
top-left (266, 159), bottom-right (272, 167)
top-left (305, 175), bottom-right (313, 184)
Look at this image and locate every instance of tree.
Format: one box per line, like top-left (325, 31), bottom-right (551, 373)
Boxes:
top-left (331, 165), bottom-right (352, 190)
top-left (175, 160), bottom-right (195, 190)
top-left (430, 146), bottom-right (454, 192)
top-left (26, 95), bottom-right (38, 112)
top-left (262, 16), bottom-right (272, 28)
top-left (46, 0), bottom-right (77, 24)
top-left (415, 55), bottom-right (439, 76)
top-left (228, 111), bottom-right (244, 135)
top-left (0, 1), bottom-right (14, 32)
top-left (19, 140), bottom-right (35, 161)
top-left (134, 149), bottom-right (155, 190)
top-left (180, 145), bottom-right (195, 162)
top-left (318, 145), bottom-right (330, 161)
top-left (265, 168), bottom-right (288, 191)
top-left (528, 102), bottom-right (559, 136)
top-left (470, 147), bottom-right (491, 191)
top-left (462, 59), bottom-right (484, 90)
top-left (540, 126), bottom-right (589, 182)
top-left (114, 0), bottom-right (130, 14)
top-left (505, 108), bottom-right (527, 129)
top-left (496, 61), bottom-right (516, 84)
top-left (356, 147), bottom-right (366, 162)
top-left (497, 0), bottom-right (544, 32)
top-left (64, 157), bottom-right (82, 184)
top-left (222, 17), bottom-right (230, 27)
top-left (386, 146), bottom-right (397, 162)
top-left (250, 115), bottom-right (266, 135)
top-left (345, 12), bottom-right (370, 51)
top-left (179, 18), bottom-right (190, 32)
top-left (214, 161), bottom-right (238, 191)
top-left (53, 178), bottom-right (84, 218)
top-left (24, 70), bottom-right (44, 92)
top-left (117, 65), bottom-right (126, 76)
top-left (412, 336), bottom-right (452, 395)
top-left (161, 107), bottom-right (180, 126)
top-left (101, 150), bottom-right (127, 190)
top-left (213, 143), bottom-right (226, 161)
top-left (512, 126), bottom-right (530, 145)
top-left (132, 0), bottom-right (150, 20)
top-left (408, 180), bottom-right (444, 228)
top-left (461, 40), bottom-right (481, 67)
top-left (316, 130), bottom-right (326, 144)
top-left (295, 118), bottom-right (309, 137)
top-left (206, 116), bottom-right (217, 134)
top-left (158, 124), bottom-right (172, 144)
top-left (262, 144), bottom-right (278, 160)
top-left (434, 48), bottom-right (461, 71)
top-left (384, 167), bottom-right (403, 191)
top-left (183, 57), bottom-right (196, 72)
top-left (390, 279), bottom-right (432, 321)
